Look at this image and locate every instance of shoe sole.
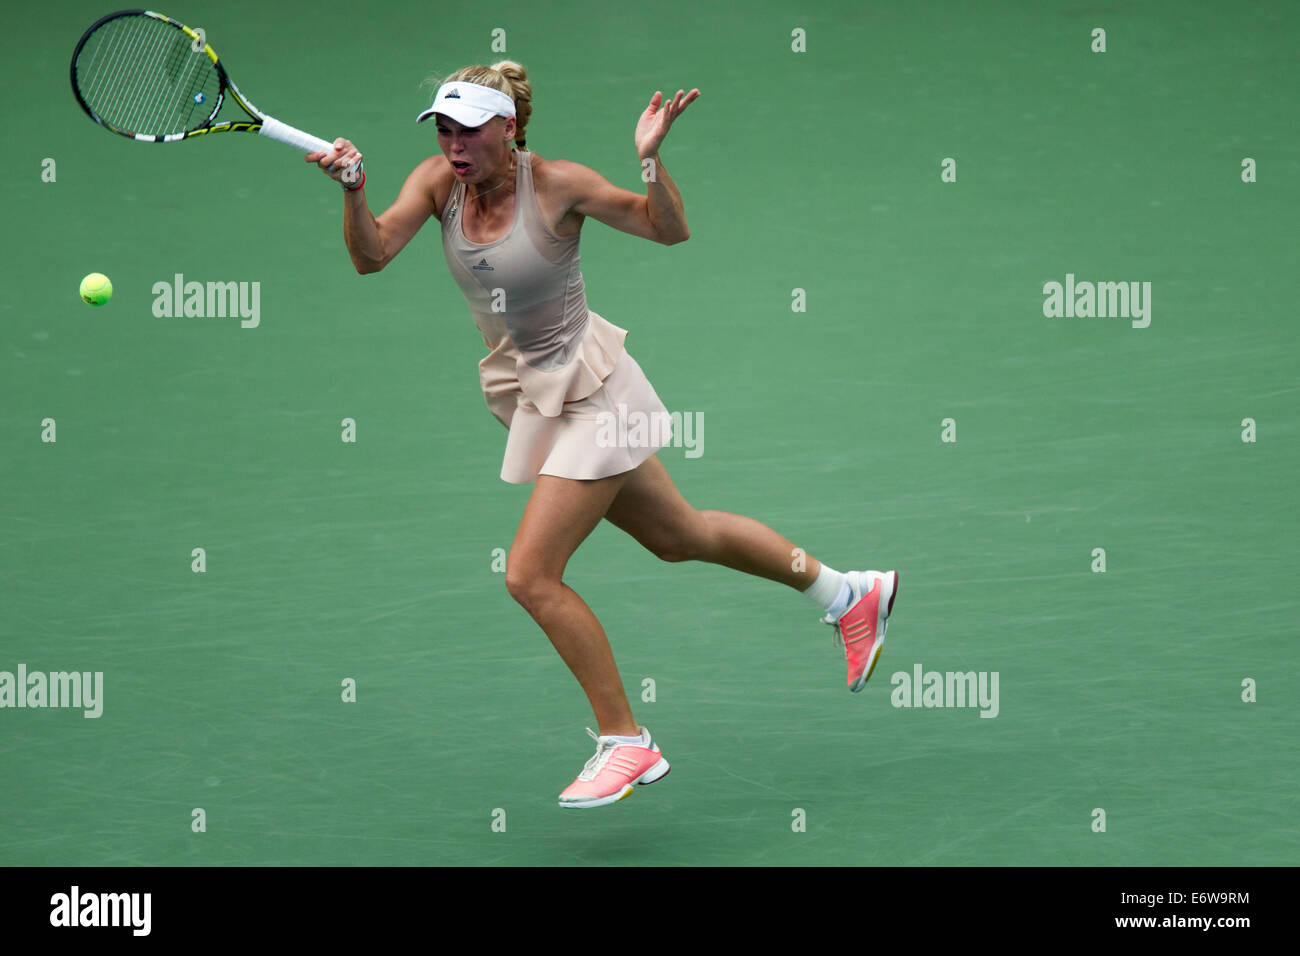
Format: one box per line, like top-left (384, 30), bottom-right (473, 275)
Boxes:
top-left (558, 756), bottom-right (671, 809)
top-left (850, 570), bottom-right (899, 693)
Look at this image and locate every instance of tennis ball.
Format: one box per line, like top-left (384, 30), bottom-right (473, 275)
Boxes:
top-left (80, 273), bottom-right (113, 306)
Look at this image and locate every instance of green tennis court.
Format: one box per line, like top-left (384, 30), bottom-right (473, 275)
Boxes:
top-left (2, 0), bottom-right (1297, 866)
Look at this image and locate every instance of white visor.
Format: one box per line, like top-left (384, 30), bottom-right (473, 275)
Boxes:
top-left (415, 81), bottom-right (516, 128)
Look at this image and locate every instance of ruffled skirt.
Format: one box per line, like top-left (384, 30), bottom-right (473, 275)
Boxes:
top-left (498, 350), bottom-right (672, 483)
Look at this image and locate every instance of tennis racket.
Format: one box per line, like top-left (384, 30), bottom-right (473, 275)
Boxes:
top-left (70, 9), bottom-right (358, 179)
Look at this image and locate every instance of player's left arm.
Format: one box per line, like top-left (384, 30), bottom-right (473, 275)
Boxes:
top-left (556, 89), bottom-right (699, 245)
top-left (558, 159), bottom-right (690, 245)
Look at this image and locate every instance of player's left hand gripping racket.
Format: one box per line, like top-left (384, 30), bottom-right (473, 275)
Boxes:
top-left (71, 9), bottom-right (358, 178)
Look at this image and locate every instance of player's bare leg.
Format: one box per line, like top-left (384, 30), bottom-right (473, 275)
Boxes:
top-left (604, 454), bottom-right (899, 691)
top-left (602, 454), bottom-right (821, 586)
top-left (506, 471), bottom-right (639, 737)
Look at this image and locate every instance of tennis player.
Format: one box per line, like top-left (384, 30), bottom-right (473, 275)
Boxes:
top-left (308, 62), bottom-right (899, 809)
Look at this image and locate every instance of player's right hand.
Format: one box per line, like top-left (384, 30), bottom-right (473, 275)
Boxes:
top-left (307, 138), bottom-right (363, 186)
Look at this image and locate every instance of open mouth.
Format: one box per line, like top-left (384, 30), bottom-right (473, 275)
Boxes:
top-left (452, 161), bottom-right (471, 173)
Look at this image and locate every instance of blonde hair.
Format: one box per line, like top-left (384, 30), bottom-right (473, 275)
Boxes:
top-left (422, 60), bottom-right (533, 151)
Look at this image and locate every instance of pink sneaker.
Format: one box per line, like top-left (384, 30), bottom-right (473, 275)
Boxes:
top-left (558, 727), bottom-right (671, 809)
top-left (823, 570), bottom-right (899, 692)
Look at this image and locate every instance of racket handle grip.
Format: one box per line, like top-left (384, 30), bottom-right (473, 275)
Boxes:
top-left (260, 115), bottom-right (362, 181)
top-left (259, 114), bottom-right (333, 154)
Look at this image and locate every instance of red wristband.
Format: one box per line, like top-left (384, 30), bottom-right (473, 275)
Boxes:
top-left (343, 170), bottom-right (365, 192)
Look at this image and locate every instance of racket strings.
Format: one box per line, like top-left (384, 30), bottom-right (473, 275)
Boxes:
top-left (84, 18), bottom-right (143, 119)
top-left (114, 25), bottom-right (174, 133)
top-left (158, 44), bottom-right (213, 135)
top-left (133, 30), bottom-right (194, 133)
top-left (81, 17), bottom-right (131, 104)
top-left (75, 16), bottom-right (220, 137)
top-left (80, 18), bottom-right (160, 128)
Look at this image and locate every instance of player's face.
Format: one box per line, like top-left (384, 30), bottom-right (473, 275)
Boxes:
top-left (436, 114), bottom-right (514, 182)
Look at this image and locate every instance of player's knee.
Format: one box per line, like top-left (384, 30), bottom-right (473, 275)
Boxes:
top-left (650, 510), bottom-right (713, 563)
top-left (503, 566), bottom-right (532, 606)
top-left (504, 564), bottom-right (557, 614)
top-left (651, 541), bottom-right (690, 563)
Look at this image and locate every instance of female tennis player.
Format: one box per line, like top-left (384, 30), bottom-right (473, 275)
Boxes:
top-left (307, 61), bottom-right (899, 809)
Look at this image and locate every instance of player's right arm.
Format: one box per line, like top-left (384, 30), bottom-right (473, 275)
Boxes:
top-left (308, 140), bottom-right (445, 274)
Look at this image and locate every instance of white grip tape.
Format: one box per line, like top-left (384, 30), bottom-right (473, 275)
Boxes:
top-left (259, 115), bottom-right (332, 154)
top-left (260, 115), bottom-right (361, 179)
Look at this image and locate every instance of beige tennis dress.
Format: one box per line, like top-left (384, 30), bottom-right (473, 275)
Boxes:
top-left (441, 148), bottom-right (673, 484)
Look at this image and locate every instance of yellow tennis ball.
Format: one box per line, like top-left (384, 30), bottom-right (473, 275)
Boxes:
top-left (80, 273), bottom-right (113, 306)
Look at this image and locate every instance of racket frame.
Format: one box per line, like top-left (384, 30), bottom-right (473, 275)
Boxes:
top-left (70, 9), bottom-right (339, 158)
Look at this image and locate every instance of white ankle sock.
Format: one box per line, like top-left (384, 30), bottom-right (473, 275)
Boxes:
top-left (804, 564), bottom-right (852, 618)
top-left (606, 729), bottom-right (647, 745)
